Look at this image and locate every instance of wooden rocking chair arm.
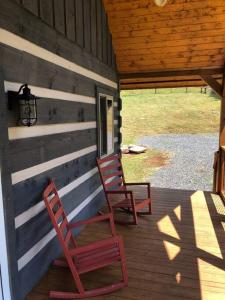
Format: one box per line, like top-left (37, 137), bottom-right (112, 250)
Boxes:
top-left (69, 236), bottom-right (122, 256)
top-left (69, 213), bottom-right (113, 228)
top-left (125, 182), bottom-right (151, 198)
top-left (69, 213), bottom-right (116, 236)
top-left (105, 190), bottom-right (133, 195)
top-left (106, 190), bottom-right (136, 207)
top-left (125, 182), bottom-right (150, 187)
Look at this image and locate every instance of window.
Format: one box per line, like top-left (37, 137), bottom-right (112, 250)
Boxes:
top-left (97, 93), bottom-right (114, 157)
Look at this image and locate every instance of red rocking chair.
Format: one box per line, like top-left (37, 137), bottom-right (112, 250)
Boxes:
top-left (43, 180), bottom-right (128, 299)
top-left (97, 154), bottom-right (152, 225)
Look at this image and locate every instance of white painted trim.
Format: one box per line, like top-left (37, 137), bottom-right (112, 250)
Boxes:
top-left (15, 167), bottom-right (98, 228)
top-left (0, 173), bottom-right (12, 300)
top-left (17, 185), bottom-right (103, 271)
top-left (9, 121), bottom-right (96, 140)
top-left (11, 145), bottom-right (97, 185)
top-left (4, 81), bottom-right (95, 105)
top-left (0, 29), bottom-right (117, 89)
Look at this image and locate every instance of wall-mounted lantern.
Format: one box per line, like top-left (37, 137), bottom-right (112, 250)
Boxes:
top-left (8, 84), bottom-right (38, 127)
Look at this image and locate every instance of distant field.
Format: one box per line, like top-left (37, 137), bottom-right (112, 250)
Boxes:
top-left (120, 88), bottom-right (220, 182)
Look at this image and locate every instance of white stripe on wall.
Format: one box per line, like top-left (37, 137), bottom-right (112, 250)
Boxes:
top-left (0, 28), bottom-right (117, 89)
top-left (17, 185), bottom-right (103, 271)
top-left (4, 81), bottom-right (95, 105)
top-left (11, 145), bottom-right (97, 185)
top-left (15, 167), bottom-right (98, 229)
top-left (9, 121), bottom-right (96, 140)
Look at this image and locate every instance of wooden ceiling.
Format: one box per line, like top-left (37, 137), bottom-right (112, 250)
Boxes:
top-left (103, 0), bottom-right (225, 89)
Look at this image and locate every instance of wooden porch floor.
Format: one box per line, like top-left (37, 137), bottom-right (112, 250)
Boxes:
top-left (26, 187), bottom-right (225, 300)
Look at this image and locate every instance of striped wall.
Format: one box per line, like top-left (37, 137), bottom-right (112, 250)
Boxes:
top-left (0, 1), bottom-right (121, 300)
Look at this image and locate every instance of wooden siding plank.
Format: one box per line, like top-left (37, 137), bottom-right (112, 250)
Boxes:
top-left (0, 1), bottom-right (117, 82)
top-left (9, 129), bottom-right (97, 174)
top-left (53, 0), bottom-right (66, 35)
top-left (12, 150), bottom-right (97, 214)
top-left (107, 33), bottom-right (112, 67)
top-left (65, 0), bottom-right (75, 42)
top-left (96, 0), bottom-right (103, 61)
top-left (90, 0), bottom-right (97, 57)
top-left (83, 0), bottom-right (91, 53)
top-left (75, 0), bottom-right (84, 48)
top-left (8, 98), bottom-right (96, 127)
top-left (22, 0), bottom-right (39, 16)
top-left (8, 122), bottom-right (96, 141)
top-left (39, 0), bottom-right (54, 26)
top-left (102, 6), bottom-right (108, 64)
top-left (0, 41), bottom-right (116, 92)
top-left (11, 144), bottom-right (97, 185)
top-left (14, 164), bottom-right (98, 227)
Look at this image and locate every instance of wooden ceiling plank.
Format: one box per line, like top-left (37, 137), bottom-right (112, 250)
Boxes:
top-left (108, 13), bottom-right (225, 33)
top-left (112, 28), bottom-right (225, 45)
top-left (116, 43), bottom-right (225, 56)
top-left (113, 34), bottom-right (225, 49)
top-left (107, 7), bottom-right (225, 27)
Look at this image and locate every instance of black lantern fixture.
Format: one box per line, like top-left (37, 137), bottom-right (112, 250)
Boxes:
top-left (8, 84), bottom-right (38, 127)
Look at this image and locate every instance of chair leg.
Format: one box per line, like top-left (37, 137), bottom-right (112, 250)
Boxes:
top-left (149, 201), bottom-right (152, 214)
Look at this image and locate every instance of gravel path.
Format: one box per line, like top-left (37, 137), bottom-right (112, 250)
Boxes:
top-left (138, 134), bottom-right (218, 191)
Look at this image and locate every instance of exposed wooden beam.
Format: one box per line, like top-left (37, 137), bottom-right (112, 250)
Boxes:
top-left (200, 75), bottom-right (223, 98)
top-left (120, 78), bottom-right (206, 86)
top-left (119, 68), bottom-right (223, 80)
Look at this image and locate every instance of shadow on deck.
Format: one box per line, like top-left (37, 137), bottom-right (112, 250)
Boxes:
top-left (26, 187), bottom-right (225, 300)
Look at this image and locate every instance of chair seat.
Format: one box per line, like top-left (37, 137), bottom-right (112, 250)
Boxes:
top-left (112, 198), bottom-right (150, 210)
top-left (76, 238), bottom-right (121, 274)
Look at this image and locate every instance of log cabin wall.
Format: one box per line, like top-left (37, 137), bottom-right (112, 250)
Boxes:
top-left (0, 1), bottom-right (120, 299)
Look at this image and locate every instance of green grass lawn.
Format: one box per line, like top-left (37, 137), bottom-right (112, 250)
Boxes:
top-left (121, 88), bottom-right (220, 182)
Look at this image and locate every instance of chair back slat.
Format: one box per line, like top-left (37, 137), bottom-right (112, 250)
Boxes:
top-left (100, 161), bottom-right (121, 172)
top-left (49, 194), bottom-right (60, 209)
top-left (103, 170), bottom-right (123, 180)
top-left (97, 154), bottom-right (126, 193)
top-left (105, 177), bottom-right (123, 189)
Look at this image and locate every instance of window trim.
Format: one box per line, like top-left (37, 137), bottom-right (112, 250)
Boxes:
top-left (96, 90), bottom-right (114, 158)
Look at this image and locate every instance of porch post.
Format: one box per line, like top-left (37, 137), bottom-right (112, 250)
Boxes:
top-left (217, 67), bottom-right (225, 196)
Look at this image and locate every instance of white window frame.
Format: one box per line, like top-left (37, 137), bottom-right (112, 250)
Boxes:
top-left (97, 92), bottom-right (114, 158)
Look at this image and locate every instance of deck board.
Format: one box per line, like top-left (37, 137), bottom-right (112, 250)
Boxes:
top-left (26, 187), bottom-right (225, 300)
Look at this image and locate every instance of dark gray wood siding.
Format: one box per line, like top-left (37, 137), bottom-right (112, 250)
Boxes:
top-left (0, 1), bottom-right (120, 300)
top-left (17, 0), bottom-right (116, 70)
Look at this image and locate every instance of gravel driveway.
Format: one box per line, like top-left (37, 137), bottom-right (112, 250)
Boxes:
top-left (138, 134), bottom-right (218, 191)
